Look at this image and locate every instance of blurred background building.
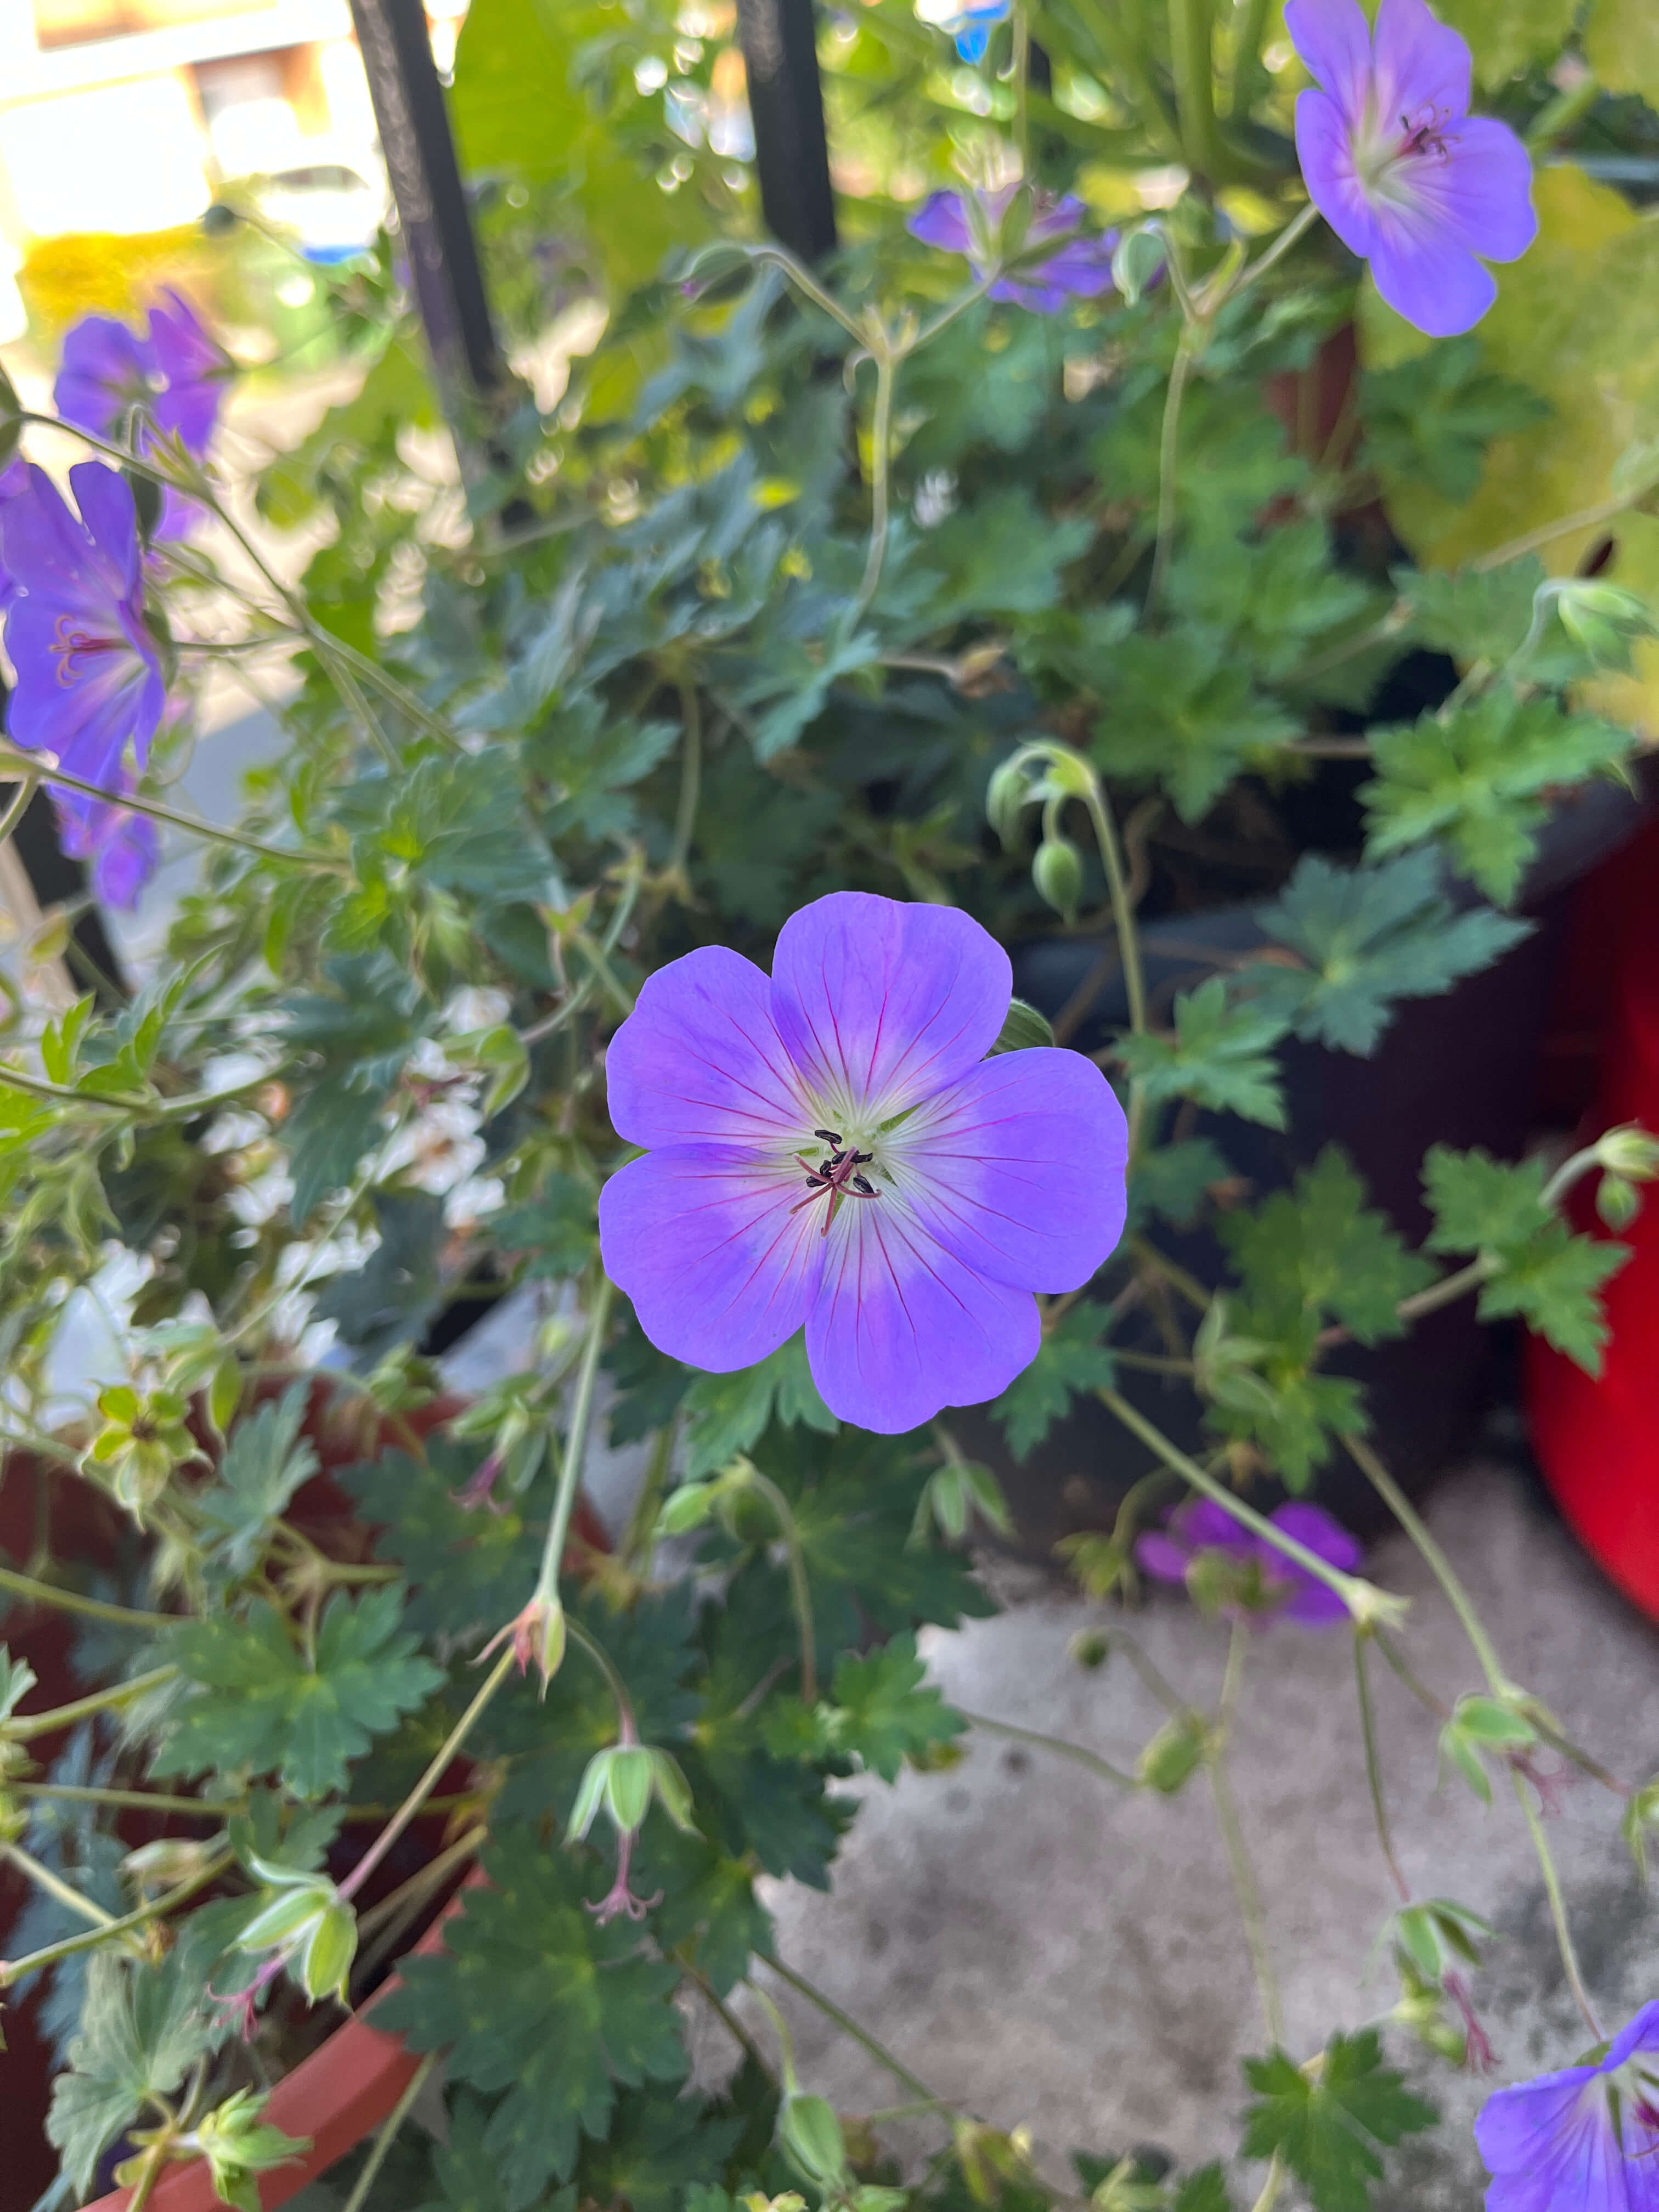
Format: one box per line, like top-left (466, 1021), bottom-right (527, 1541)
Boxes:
top-left (0, 0), bottom-right (465, 343)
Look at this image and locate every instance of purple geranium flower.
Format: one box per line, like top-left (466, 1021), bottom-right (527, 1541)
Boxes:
top-left (598, 891), bottom-right (1129, 1434)
top-left (53, 783), bottom-right (159, 910)
top-left (149, 288), bottom-right (228, 457)
top-left (1285, 0), bottom-right (1536, 337)
top-left (1476, 2001), bottom-right (1659, 2212)
top-left (1136, 1496), bottom-right (1361, 1626)
top-left (0, 462), bottom-right (167, 793)
top-left (54, 314), bottom-right (157, 444)
top-left (909, 189), bottom-right (1118, 313)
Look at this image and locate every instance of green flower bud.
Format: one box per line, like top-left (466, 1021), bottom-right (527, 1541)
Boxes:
top-left (1111, 225), bottom-right (1166, 307)
top-left (985, 758), bottom-right (1031, 847)
top-left (1551, 578), bottom-right (1655, 663)
top-left (1032, 837), bottom-right (1084, 924)
top-left (297, 1900), bottom-right (357, 2005)
top-left (1595, 1124), bottom-right (1659, 1182)
top-left (780, 2092), bottom-right (848, 2187)
top-left (989, 998), bottom-right (1056, 1056)
top-left (1597, 1172), bottom-right (1640, 1231)
top-left (1137, 1710), bottom-right (1207, 1795)
top-left (657, 1480), bottom-right (720, 1536)
top-left (190, 2087), bottom-right (307, 2211)
top-left (571, 1740), bottom-right (699, 1842)
top-left (1622, 1776), bottom-right (1659, 1884)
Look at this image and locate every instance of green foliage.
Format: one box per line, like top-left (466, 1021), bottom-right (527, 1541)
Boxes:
top-left (1118, 979), bottom-right (1290, 1129)
top-left (157, 1588), bottom-right (443, 1799)
top-left (1360, 338), bottom-right (1550, 503)
top-left (1423, 1146), bottom-right (1629, 1370)
top-left (680, 1339), bottom-right (838, 1480)
top-left (1241, 2031), bottom-right (1436, 2212)
top-left (819, 1633), bottom-right (966, 1781)
top-left (1249, 853), bottom-right (1531, 1056)
top-left (381, 1829), bottom-right (689, 2209)
top-left (991, 1304), bottom-right (1118, 1458)
top-left (193, 1384), bottom-right (318, 1579)
top-left (46, 1941), bottom-right (218, 2192)
top-left (1363, 692), bottom-right (1631, 905)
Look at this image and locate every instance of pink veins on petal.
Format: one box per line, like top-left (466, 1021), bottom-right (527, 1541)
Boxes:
top-left (1285, 0), bottom-right (1536, 337)
top-left (598, 891), bottom-right (1130, 1434)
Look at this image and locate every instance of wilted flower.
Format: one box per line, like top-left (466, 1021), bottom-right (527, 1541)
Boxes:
top-left (915, 0), bottom-right (1008, 61)
top-left (1475, 2000), bottom-right (1659, 2211)
top-left (1136, 1496), bottom-right (1361, 1626)
top-left (909, 188), bottom-right (1118, 313)
top-left (1285, 0), bottom-right (1536, 336)
top-left (599, 890), bottom-right (1128, 1434)
top-left (0, 462), bottom-right (167, 793)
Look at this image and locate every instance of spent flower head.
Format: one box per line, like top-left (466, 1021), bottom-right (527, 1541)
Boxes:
top-left (1285, 0), bottom-right (1536, 336)
top-left (909, 189), bottom-right (1119, 313)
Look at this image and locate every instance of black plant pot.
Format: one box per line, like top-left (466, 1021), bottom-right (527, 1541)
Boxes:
top-left (962, 770), bottom-right (1657, 1558)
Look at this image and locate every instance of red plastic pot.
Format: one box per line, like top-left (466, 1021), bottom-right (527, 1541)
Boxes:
top-left (2, 1383), bottom-right (608, 2206)
top-left (1527, 818), bottom-right (1659, 1617)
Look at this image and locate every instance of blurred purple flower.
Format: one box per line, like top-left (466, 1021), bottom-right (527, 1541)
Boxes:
top-left (0, 455), bottom-right (27, 612)
top-left (0, 461), bottom-right (166, 793)
top-left (149, 288), bottom-right (229, 457)
top-left (908, 188), bottom-right (1119, 312)
top-left (54, 314), bottom-right (156, 444)
top-left (1285, 0), bottom-right (1536, 337)
top-left (1476, 2000), bottom-right (1659, 2212)
top-left (54, 783), bottom-right (159, 910)
top-left (599, 890), bottom-right (1129, 1434)
top-left (1136, 1496), bottom-right (1361, 1626)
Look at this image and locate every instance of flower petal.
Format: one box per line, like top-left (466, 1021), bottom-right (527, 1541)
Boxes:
top-left (1284, 0), bottom-right (1374, 117)
top-left (1294, 88), bottom-right (1382, 259)
top-left (1416, 115), bottom-right (1538, 263)
top-left (1135, 1533), bottom-right (1190, 1583)
top-left (1369, 204), bottom-right (1496, 336)
top-left (805, 1199), bottom-right (1039, 1432)
top-left (907, 191), bottom-right (974, 253)
top-left (599, 1144), bottom-right (824, 1372)
top-left (895, 1047), bottom-right (1128, 1291)
top-left (1476, 2067), bottom-right (1602, 2181)
top-left (69, 463), bottom-right (142, 601)
top-left (605, 944), bottom-right (808, 1148)
top-left (769, 891), bottom-right (1011, 1122)
top-left (1371, 0), bottom-right (1471, 129)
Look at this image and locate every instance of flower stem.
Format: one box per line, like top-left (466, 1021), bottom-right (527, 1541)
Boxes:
top-left (1511, 1769), bottom-right (1604, 2041)
top-left (1209, 1622), bottom-right (1285, 2045)
top-left (746, 1469), bottom-right (818, 1704)
top-left (338, 1652), bottom-right (514, 1904)
top-left (531, 1274), bottom-right (616, 1610)
top-left (1226, 200), bottom-right (1322, 303)
top-left (0, 1564), bottom-right (173, 1630)
top-left (757, 1950), bottom-right (940, 2104)
top-left (856, 351), bottom-right (899, 618)
top-left (0, 745), bottom-right (344, 873)
top-left (1146, 328), bottom-right (1197, 614)
top-left (8, 1664), bottom-right (179, 1743)
top-left (1342, 1436), bottom-right (1506, 1694)
top-left (4, 1843), bottom-right (117, 1928)
top-left (1101, 1389), bottom-right (1394, 1624)
top-left (955, 1707), bottom-right (1137, 1788)
top-left (1167, 0), bottom-right (1224, 182)
top-left (1353, 1633), bottom-right (1410, 1903)
top-left (1249, 2154), bottom-right (1285, 2212)
top-left (0, 769), bottom-right (38, 848)
top-left (13, 1781), bottom-right (233, 1819)
top-left (0, 1847), bottom-right (232, 1987)
top-left (341, 2052), bottom-right (438, 2212)
top-left (669, 678), bottom-right (703, 883)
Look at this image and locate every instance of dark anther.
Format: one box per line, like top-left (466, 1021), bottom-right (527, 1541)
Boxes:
top-left (853, 1175), bottom-right (876, 1195)
top-left (814, 1128), bottom-right (843, 1145)
top-left (851, 1149), bottom-right (872, 1164)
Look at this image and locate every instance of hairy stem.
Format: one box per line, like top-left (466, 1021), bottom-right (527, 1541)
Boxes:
top-left (531, 1274), bottom-right (616, 1609)
top-left (14, 1781), bottom-right (233, 1819)
top-left (341, 2052), bottom-right (438, 2212)
top-left (1511, 1770), bottom-right (1604, 2041)
top-left (1167, 0), bottom-right (1223, 180)
top-left (748, 1469), bottom-right (818, 1703)
top-left (1, 1848), bottom-right (233, 1987)
top-left (1146, 329), bottom-right (1196, 614)
top-left (1209, 1623), bottom-right (1284, 2044)
top-left (339, 1655), bottom-right (514, 1904)
top-left (4, 1843), bottom-right (117, 1928)
top-left (1353, 1634), bottom-right (1410, 1902)
top-left (955, 1706), bottom-right (1137, 1788)
top-left (758, 1950), bottom-right (940, 2103)
top-left (669, 678), bottom-right (703, 882)
top-left (856, 352), bottom-right (899, 618)
top-left (9, 1664), bottom-right (179, 1743)
top-left (0, 746), bottom-right (343, 872)
top-left (0, 1564), bottom-right (172, 1630)
top-left (1343, 1436), bottom-right (1505, 1692)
